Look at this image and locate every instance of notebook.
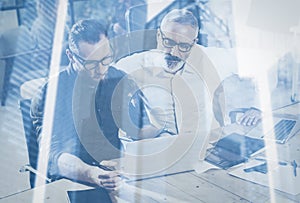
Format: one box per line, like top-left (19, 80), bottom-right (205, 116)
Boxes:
top-left (204, 133), bottom-right (265, 170)
top-left (67, 188), bottom-right (112, 203)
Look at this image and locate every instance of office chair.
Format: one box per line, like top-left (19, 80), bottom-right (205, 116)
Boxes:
top-left (19, 99), bottom-right (39, 188)
top-left (124, 3), bottom-right (147, 33)
top-left (110, 29), bottom-right (157, 62)
top-left (0, 26), bottom-right (37, 106)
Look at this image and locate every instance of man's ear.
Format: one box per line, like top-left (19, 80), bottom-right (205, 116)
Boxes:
top-left (194, 37), bottom-right (198, 45)
top-left (156, 29), bottom-right (160, 42)
top-left (66, 49), bottom-right (75, 63)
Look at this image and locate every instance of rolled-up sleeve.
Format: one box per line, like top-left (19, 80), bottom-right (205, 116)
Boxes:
top-left (30, 81), bottom-right (80, 178)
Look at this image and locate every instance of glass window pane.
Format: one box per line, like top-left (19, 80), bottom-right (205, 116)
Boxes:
top-left (0, 10), bottom-right (18, 32)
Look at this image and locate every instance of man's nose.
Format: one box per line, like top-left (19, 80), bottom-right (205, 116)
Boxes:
top-left (170, 45), bottom-right (180, 58)
top-left (94, 64), bottom-right (102, 74)
top-left (89, 65), bottom-right (100, 78)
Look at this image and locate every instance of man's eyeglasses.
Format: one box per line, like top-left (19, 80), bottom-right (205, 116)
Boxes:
top-left (159, 28), bottom-right (196, 52)
top-left (72, 52), bottom-right (114, 70)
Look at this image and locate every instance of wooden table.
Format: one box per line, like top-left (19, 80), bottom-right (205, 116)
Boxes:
top-left (1, 164), bottom-right (299, 203)
top-left (1, 103), bottom-right (300, 202)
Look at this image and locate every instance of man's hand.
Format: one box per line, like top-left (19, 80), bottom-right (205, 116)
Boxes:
top-left (237, 108), bottom-right (262, 126)
top-left (58, 153), bottom-right (123, 191)
top-left (87, 166), bottom-right (123, 191)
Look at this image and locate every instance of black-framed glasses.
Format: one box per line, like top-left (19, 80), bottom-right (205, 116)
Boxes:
top-left (72, 52), bottom-right (114, 70)
top-left (159, 28), bottom-right (196, 52)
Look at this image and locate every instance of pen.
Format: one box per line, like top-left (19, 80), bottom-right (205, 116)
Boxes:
top-left (94, 162), bottom-right (130, 180)
top-left (254, 158), bottom-right (298, 177)
top-left (254, 157), bottom-right (288, 166)
top-left (97, 164), bottom-right (115, 171)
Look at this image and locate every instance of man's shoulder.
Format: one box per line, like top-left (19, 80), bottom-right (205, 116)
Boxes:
top-left (116, 51), bottom-right (147, 63)
top-left (31, 66), bottom-right (75, 103)
top-left (115, 51), bottom-right (145, 63)
top-left (106, 66), bottom-right (139, 87)
top-left (43, 67), bottom-right (77, 95)
top-left (107, 66), bottom-right (126, 78)
top-left (50, 66), bottom-right (76, 80)
top-left (114, 50), bottom-right (156, 73)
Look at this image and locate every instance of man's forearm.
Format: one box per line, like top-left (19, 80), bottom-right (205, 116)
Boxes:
top-left (57, 153), bottom-right (97, 185)
top-left (57, 153), bottom-right (123, 190)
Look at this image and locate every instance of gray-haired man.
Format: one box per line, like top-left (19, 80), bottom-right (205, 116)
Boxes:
top-left (115, 9), bottom-right (214, 140)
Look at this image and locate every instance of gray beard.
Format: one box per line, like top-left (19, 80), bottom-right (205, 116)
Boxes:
top-left (164, 60), bottom-right (185, 74)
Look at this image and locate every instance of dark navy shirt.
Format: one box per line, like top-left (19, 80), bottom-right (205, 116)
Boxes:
top-left (31, 66), bottom-right (97, 178)
top-left (31, 65), bottom-right (149, 179)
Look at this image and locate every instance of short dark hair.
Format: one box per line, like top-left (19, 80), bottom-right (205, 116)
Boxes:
top-left (68, 19), bottom-right (107, 53)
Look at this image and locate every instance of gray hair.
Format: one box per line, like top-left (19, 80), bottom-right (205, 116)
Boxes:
top-left (160, 9), bottom-right (199, 30)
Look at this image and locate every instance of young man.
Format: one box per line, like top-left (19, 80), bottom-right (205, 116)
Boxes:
top-left (31, 19), bottom-right (156, 190)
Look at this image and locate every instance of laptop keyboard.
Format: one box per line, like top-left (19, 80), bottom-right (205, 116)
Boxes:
top-left (267, 119), bottom-right (296, 143)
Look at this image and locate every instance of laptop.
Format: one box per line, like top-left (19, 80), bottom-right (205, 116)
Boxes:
top-left (246, 113), bottom-right (300, 144)
top-left (114, 75), bottom-right (215, 180)
top-left (117, 130), bottom-right (213, 180)
top-left (202, 114), bottom-right (300, 170)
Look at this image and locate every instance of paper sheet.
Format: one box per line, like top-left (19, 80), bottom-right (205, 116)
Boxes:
top-left (229, 160), bottom-right (300, 195)
top-left (194, 160), bottom-right (219, 174)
